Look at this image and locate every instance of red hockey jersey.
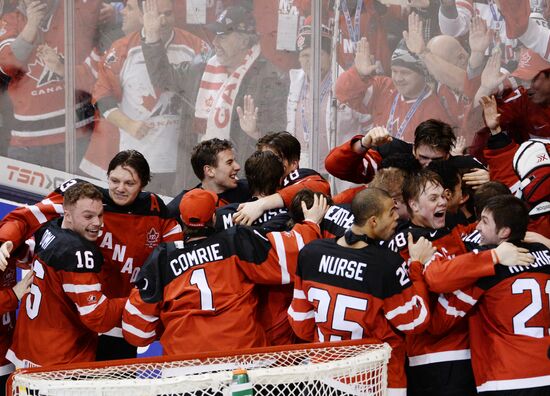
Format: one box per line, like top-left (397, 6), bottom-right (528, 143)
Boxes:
top-left (7, 219), bottom-right (125, 368)
top-left (385, 222), bottom-right (477, 366)
top-left (279, 168), bottom-right (331, 207)
top-left (429, 242), bottom-right (550, 392)
top-left (288, 238), bottom-right (430, 392)
top-left (122, 222), bottom-right (321, 355)
top-left (0, 179), bottom-right (182, 302)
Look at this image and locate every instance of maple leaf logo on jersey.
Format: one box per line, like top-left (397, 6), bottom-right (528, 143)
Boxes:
top-left (146, 228), bottom-right (160, 248)
top-left (141, 94), bottom-right (158, 112)
top-left (26, 49), bottom-right (63, 88)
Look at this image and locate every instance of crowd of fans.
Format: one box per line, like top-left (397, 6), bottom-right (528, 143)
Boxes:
top-left (0, 1), bottom-right (550, 396)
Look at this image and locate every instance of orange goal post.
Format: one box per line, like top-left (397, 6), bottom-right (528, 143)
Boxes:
top-left (8, 339), bottom-right (391, 396)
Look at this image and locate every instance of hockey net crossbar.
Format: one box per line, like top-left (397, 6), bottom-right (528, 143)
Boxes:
top-left (8, 339), bottom-right (391, 396)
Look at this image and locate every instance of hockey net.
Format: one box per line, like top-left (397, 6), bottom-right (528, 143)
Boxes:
top-left (8, 339), bottom-right (391, 396)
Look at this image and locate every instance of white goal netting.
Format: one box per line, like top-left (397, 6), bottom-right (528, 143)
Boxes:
top-left (9, 340), bottom-right (391, 396)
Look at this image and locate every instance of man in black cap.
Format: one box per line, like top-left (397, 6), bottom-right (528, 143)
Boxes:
top-left (140, 2), bottom-right (288, 187)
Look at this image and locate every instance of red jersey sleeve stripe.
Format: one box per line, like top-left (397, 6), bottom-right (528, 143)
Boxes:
top-left (293, 289), bottom-right (306, 299)
top-left (385, 295), bottom-right (429, 331)
top-left (62, 283), bottom-right (101, 293)
top-left (125, 300), bottom-right (158, 323)
top-left (452, 290), bottom-right (478, 306)
top-left (271, 232), bottom-right (290, 284)
top-left (287, 306), bottom-right (315, 321)
top-left (163, 225), bottom-right (182, 238)
top-left (293, 230), bottom-right (305, 250)
top-left (76, 295), bottom-right (107, 316)
top-left (29, 206), bottom-right (48, 224)
top-left (42, 199), bottom-right (64, 214)
top-left (122, 321), bottom-right (156, 339)
top-left (437, 294), bottom-right (467, 318)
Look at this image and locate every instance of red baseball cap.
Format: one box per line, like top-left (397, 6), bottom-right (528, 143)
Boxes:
top-left (179, 189), bottom-right (218, 228)
top-left (512, 48), bottom-right (550, 82)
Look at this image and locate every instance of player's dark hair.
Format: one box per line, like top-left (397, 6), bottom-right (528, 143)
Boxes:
top-left (483, 195), bottom-right (529, 242)
top-left (414, 119), bottom-right (456, 154)
top-left (402, 169), bottom-right (444, 210)
top-left (456, 167), bottom-right (475, 217)
top-left (369, 168), bottom-right (406, 199)
top-left (427, 160), bottom-right (461, 192)
top-left (288, 189), bottom-right (332, 224)
top-left (63, 182), bottom-right (103, 208)
top-left (191, 139), bottom-right (234, 181)
top-left (256, 131), bottom-right (301, 164)
top-left (352, 187), bottom-right (392, 227)
top-left (380, 153), bottom-right (421, 173)
top-left (533, 67), bottom-right (550, 82)
top-left (245, 151), bottom-right (284, 196)
top-left (182, 224), bottom-right (215, 241)
top-left (473, 181), bottom-right (512, 218)
top-left (108, 150), bottom-right (151, 188)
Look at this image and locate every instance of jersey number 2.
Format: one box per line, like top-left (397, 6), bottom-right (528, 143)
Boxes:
top-left (512, 278), bottom-right (550, 338)
top-left (26, 261), bottom-right (45, 320)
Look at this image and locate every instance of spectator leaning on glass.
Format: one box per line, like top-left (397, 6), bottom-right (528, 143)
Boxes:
top-left (92, 0), bottom-right (207, 194)
top-left (140, 3), bottom-right (289, 181)
top-left (0, 0), bottom-right (102, 170)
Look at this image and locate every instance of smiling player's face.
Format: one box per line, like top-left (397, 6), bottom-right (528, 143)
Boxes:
top-left (409, 181), bottom-right (447, 229)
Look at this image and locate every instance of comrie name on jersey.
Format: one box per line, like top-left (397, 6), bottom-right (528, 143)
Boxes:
top-left (170, 243), bottom-right (224, 276)
top-left (319, 254), bottom-right (367, 281)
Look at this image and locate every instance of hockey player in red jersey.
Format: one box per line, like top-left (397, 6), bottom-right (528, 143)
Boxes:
top-left (427, 195), bottom-right (550, 395)
top-left (0, 256), bottom-right (33, 390)
top-left (233, 131), bottom-right (331, 226)
top-left (166, 138), bottom-right (251, 219)
top-left (0, 150), bottom-right (181, 360)
top-left (288, 187), bottom-right (433, 395)
top-left (7, 182), bottom-right (126, 368)
top-left (384, 169), bottom-right (478, 395)
top-left (122, 189), bottom-right (328, 354)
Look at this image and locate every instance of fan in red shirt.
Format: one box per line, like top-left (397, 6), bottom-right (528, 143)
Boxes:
top-left (479, 95), bottom-right (550, 238)
top-left (335, 36), bottom-right (454, 144)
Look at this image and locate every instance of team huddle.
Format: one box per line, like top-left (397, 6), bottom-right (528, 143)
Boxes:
top-left (0, 118), bottom-right (548, 396)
